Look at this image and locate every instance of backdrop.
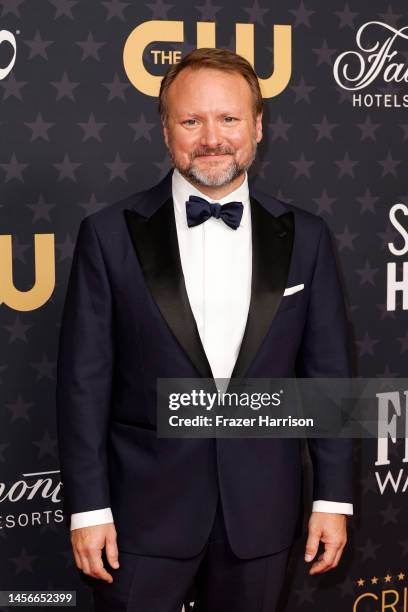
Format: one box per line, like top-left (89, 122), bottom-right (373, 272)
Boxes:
top-left (1, 1), bottom-right (407, 610)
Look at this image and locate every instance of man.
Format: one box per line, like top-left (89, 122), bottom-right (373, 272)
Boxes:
top-left (56, 48), bottom-right (353, 611)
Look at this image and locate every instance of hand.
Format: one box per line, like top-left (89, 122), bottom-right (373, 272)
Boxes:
top-left (304, 512), bottom-right (347, 575)
top-left (71, 523), bottom-right (119, 583)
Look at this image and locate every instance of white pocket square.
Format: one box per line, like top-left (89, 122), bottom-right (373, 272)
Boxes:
top-left (283, 283), bottom-right (304, 296)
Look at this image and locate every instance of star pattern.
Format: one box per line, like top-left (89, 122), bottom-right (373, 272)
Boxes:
top-left (268, 115), bottom-right (292, 141)
top-left (242, 0), bottom-right (270, 26)
top-left (195, 0), bottom-right (222, 21)
top-left (129, 113), bottom-right (156, 142)
top-left (105, 152), bottom-right (133, 181)
top-left (24, 113), bottom-right (55, 141)
top-left (0, 152), bottom-right (29, 181)
top-left (356, 188), bottom-right (379, 214)
top-left (378, 151), bottom-right (401, 177)
top-left (146, 0), bottom-right (173, 19)
top-left (10, 236), bottom-right (30, 264)
top-left (291, 77), bottom-right (315, 103)
top-left (23, 30), bottom-right (54, 60)
top-left (313, 189), bottom-right (336, 215)
top-left (0, 74), bottom-right (27, 101)
top-left (290, 1), bottom-right (314, 28)
top-left (290, 153), bottom-right (315, 178)
top-left (0, 0), bottom-right (24, 17)
top-left (102, 0), bottom-right (130, 20)
top-left (335, 3), bottom-right (359, 29)
top-left (10, 547), bottom-right (38, 574)
top-left (313, 40), bottom-right (338, 66)
top-left (26, 194), bottom-right (56, 222)
top-left (78, 113), bottom-right (107, 142)
top-left (313, 115), bottom-right (338, 141)
top-left (103, 73), bottom-right (130, 102)
top-left (48, 0), bottom-right (78, 19)
top-left (53, 154), bottom-right (82, 181)
top-left (76, 32), bottom-right (106, 61)
top-left (357, 116), bottom-right (380, 141)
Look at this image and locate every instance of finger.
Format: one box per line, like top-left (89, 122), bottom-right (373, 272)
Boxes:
top-left (105, 535), bottom-right (120, 570)
top-left (87, 550), bottom-right (113, 582)
top-left (72, 548), bottom-right (82, 570)
top-left (309, 544), bottom-right (338, 575)
top-left (79, 555), bottom-right (92, 577)
top-left (304, 532), bottom-right (320, 562)
top-left (312, 552), bottom-right (324, 565)
top-left (332, 543), bottom-right (346, 568)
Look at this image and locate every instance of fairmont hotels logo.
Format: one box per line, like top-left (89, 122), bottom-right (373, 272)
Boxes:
top-left (333, 21), bottom-right (408, 108)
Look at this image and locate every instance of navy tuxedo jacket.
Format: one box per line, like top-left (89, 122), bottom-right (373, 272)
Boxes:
top-left (56, 169), bottom-right (353, 559)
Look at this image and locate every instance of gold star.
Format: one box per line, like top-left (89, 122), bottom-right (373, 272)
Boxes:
top-left (384, 574), bottom-right (392, 583)
top-left (357, 578), bottom-right (365, 587)
top-left (397, 572), bottom-right (405, 581)
top-left (371, 576), bottom-right (379, 584)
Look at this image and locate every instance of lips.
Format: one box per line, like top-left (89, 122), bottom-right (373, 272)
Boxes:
top-left (196, 153), bottom-right (230, 158)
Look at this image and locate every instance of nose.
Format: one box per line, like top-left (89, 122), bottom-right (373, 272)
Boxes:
top-left (199, 119), bottom-right (222, 149)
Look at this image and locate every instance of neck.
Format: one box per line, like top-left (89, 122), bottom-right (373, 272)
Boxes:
top-left (183, 172), bottom-right (246, 200)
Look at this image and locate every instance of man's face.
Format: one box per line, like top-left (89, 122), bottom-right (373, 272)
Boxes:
top-left (162, 67), bottom-right (263, 189)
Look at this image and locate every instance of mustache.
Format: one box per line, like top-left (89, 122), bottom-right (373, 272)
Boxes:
top-left (192, 146), bottom-right (235, 158)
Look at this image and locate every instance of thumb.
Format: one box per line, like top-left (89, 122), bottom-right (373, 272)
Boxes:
top-left (105, 532), bottom-right (120, 569)
top-left (304, 530), bottom-right (320, 563)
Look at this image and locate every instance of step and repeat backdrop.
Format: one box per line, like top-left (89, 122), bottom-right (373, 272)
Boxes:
top-left (1, 1), bottom-right (407, 610)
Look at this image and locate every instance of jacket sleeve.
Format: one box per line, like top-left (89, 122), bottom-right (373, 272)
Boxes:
top-left (295, 218), bottom-right (354, 506)
top-left (56, 215), bottom-right (114, 517)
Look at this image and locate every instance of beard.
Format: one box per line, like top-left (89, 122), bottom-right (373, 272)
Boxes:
top-left (168, 139), bottom-right (258, 188)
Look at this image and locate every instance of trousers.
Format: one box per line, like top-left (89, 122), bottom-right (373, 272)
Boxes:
top-left (82, 499), bottom-right (292, 612)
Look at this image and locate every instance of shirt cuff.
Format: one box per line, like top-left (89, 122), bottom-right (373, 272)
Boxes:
top-left (312, 500), bottom-right (353, 515)
top-left (70, 507), bottom-right (114, 530)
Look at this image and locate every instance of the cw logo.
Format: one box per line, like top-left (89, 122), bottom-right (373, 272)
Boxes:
top-left (123, 20), bottom-right (292, 98)
top-left (0, 29), bottom-right (17, 80)
top-left (0, 235), bottom-right (55, 311)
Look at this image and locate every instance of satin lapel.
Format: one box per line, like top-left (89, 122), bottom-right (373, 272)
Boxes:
top-left (124, 199), bottom-right (213, 379)
top-left (230, 197), bottom-right (294, 380)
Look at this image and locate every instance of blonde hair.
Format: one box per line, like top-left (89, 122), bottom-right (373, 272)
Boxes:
top-left (158, 47), bottom-right (263, 125)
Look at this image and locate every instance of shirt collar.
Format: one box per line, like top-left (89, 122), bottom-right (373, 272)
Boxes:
top-left (172, 167), bottom-right (250, 229)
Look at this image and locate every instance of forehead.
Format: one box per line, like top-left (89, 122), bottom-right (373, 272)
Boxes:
top-left (166, 67), bottom-right (253, 115)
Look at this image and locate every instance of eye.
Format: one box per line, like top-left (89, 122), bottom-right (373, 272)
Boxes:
top-left (182, 119), bottom-right (198, 126)
top-left (223, 116), bottom-right (237, 123)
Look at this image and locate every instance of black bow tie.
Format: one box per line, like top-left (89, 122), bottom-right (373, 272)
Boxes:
top-left (185, 195), bottom-right (244, 230)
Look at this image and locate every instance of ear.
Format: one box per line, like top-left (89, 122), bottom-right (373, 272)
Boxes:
top-left (255, 112), bottom-right (263, 143)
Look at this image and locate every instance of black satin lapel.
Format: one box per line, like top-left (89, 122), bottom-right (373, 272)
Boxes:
top-left (230, 198), bottom-right (294, 380)
top-left (124, 201), bottom-right (213, 379)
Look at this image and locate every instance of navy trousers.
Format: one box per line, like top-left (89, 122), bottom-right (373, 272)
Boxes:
top-left (82, 499), bottom-right (292, 612)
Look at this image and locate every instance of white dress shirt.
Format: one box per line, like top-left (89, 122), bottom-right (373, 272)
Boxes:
top-left (70, 169), bottom-right (352, 530)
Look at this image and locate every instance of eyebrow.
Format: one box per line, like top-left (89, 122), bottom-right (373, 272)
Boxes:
top-left (178, 111), bottom-right (242, 119)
